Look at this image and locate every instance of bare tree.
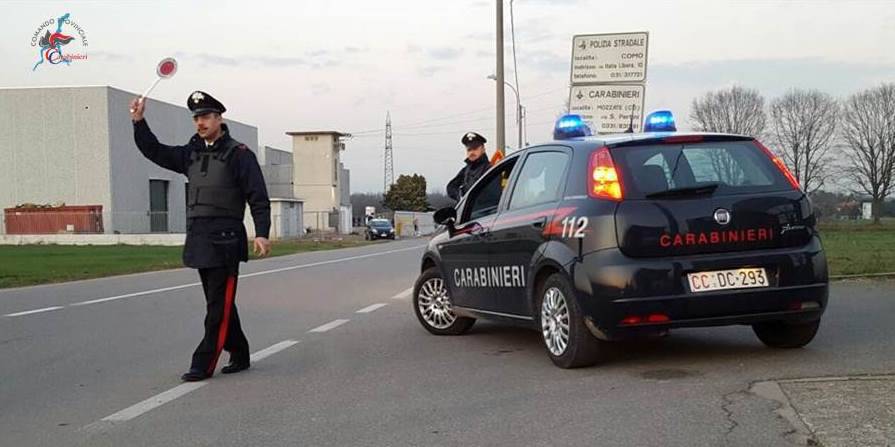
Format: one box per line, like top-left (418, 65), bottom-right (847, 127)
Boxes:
top-left (769, 89), bottom-right (839, 193)
top-left (840, 83), bottom-right (895, 224)
top-left (689, 85), bottom-right (767, 136)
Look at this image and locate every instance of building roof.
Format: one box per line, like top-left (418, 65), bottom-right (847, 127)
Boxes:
top-left (286, 131), bottom-right (351, 138)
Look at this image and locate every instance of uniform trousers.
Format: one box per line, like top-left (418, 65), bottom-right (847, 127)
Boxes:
top-left (190, 266), bottom-right (250, 375)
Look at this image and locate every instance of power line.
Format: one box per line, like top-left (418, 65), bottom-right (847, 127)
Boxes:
top-left (349, 100), bottom-right (564, 138)
top-left (392, 117), bottom-right (559, 138)
top-left (347, 103), bottom-right (566, 141)
top-left (384, 111), bottom-right (394, 191)
top-left (346, 85), bottom-right (568, 136)
top-left (510, 0), bottom-right (522, 146)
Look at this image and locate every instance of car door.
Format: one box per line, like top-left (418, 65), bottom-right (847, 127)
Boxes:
top-left (488, 147), bottom-right (572, 317)
top-left (439, 156), bottom-right (520, 310)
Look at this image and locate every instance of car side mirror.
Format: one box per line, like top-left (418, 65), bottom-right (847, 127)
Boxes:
top-left (434, 206), bottom-right (457, 225)
top-left (434, 206), bottom-right (458, 235)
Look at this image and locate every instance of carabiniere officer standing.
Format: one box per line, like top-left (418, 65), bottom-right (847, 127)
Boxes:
top-left (129, 91), bottom-right (271, 382)
top-left (447, 132), bottom-right (490, 202)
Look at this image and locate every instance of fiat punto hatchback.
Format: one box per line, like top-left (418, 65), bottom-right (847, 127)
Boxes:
top-left (413, 112), bottom-right (828, 368)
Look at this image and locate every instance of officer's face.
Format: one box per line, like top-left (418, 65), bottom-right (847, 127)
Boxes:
top-left (194, 113), bottom-right (223, 140)
top-left (467, 144), bottom-right (485, 162)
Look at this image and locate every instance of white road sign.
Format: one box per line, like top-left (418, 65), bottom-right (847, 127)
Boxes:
top-left (571, 32), bottom-right (649, 84)
top-left (569, 84), bottom-right (646, 134)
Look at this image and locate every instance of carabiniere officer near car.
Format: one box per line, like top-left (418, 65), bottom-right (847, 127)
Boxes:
top-left (447, 131), bottom-right (490, 201)
top-left (129, 91), bottom-right (272, 382)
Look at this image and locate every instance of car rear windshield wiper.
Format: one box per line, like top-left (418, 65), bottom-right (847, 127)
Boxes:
top-left (646, 183), bottom-right (720, 199)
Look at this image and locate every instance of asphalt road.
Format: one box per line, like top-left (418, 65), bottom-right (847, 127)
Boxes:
top-left (1, 239), bottom-right (893, 446)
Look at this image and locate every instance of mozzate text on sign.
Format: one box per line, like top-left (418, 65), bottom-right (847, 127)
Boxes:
top-left (569, 85), bottom-right (646, 133)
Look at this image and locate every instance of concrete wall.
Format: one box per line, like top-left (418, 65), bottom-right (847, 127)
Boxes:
top-left (261, 164), bottom-right (295, 199)
top-left (0, 86), bottom-right (112, 234)
top-left (340, 164), bottom-right (351, 206)
top-left (265, 146), bottom-right (292, 166)
top-left (243, 199), bottom-right (303, 240)
top-left (394, 211), bottom-right (436, 237)
top-left (338, 204), bottom-right (352, 234)
top-left (0, 233), bottom-right (185, 246)
top-left (259, 147), bottom-right (295, 199)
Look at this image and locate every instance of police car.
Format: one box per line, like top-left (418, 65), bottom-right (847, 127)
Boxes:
top-left (366, 218), bottom-right (396, 240)
top-left (412, 111), bottom-right (828, 368)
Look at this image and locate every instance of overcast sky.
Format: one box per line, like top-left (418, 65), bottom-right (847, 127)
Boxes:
top-left (3, 0), bottom-right (894, 193)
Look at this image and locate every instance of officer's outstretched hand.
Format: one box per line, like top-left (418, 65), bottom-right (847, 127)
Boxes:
top-left (253, 237), bottom-right (271, 258)
top-left (129, 98), bottom-right (145, 122)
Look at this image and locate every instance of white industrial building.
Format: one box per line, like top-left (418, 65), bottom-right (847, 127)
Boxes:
top-left (0, 86), bottom-right (305, 242)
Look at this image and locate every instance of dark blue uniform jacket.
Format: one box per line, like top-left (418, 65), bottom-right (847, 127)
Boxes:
top-left (133, 119), bottom-right (271, 269)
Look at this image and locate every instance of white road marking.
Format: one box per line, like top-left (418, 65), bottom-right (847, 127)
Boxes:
top-left (98, 339), bottom-right (301, 423)
top-left (102, 382), bottom-right (206, 422)
top-left (239, 245), bottom-right (425, 280)
top-left (250, 340), bottom-right (299, 362)
top-left (309, 319), bottom-right (350, 333)
top-left (391, 287), bottom-right (413, 300)
top-left (356, 303), bottom-right (388, 313)
top-left (70, 283), bottom-right (201, 307)
top-left (3, 306), bottom-right (65, 317)
top-left (6, 244), bottom-right (426, 317)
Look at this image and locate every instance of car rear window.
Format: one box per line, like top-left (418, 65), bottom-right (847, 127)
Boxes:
top-left (611, 141), bottom-right (791, 199)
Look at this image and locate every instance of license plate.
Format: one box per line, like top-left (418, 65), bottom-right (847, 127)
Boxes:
top-left (687, 268), bottom-right (768, 293)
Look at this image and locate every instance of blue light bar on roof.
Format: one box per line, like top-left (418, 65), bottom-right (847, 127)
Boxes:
top-left (554, 114), bottom-right (593, 140)
top-left (644, 110), bottom-right (676, 132)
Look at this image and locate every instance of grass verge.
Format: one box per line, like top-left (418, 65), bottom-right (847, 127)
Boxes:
top-left (1, 223), bottom-right (891, 288)
top-left (0, 237), bottom-right (375, 289)
top-left (818, 222), bottom-right (895, 277)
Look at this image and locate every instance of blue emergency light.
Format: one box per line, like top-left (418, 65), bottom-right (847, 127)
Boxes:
top-left (553, 114), bottom-right (593, 140)
top-left (643, 110), bottom-right (677, 132)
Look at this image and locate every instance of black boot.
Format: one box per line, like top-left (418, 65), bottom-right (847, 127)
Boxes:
top-left (221, 361), bottom-right (250, 374)
top-left (181, 369), bottom-right (211, 382)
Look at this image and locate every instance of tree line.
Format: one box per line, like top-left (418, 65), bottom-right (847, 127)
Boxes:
top-left (690, 84), bottom-right (895, 223)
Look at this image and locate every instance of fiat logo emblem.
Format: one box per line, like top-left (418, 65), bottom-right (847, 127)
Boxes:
top-left (714, 208), bottom-right (731, 225)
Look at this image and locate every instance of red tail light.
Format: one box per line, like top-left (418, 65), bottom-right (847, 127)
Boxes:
top-left (755, 141), bottom-right (800, 191)
top-left (646, 313), bottom-right (670, 323)
top-left (620, 315), bottom-right (642, 325)
top-left (588, 147), bottom-right (623, 201)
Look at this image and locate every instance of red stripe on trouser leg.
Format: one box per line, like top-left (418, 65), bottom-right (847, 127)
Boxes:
top-left (207, 275), bottom-right (236, 375)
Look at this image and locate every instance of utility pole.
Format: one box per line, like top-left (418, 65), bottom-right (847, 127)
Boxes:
top-left (384, 111), bottom-right (394, 192)
top-left (487, 74), bottom-right (521, 148)
top-left (495, 0), bottom-right (506, 156)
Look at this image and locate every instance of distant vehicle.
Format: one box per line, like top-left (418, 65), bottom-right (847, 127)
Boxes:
top-left (413, 111), bottom-right (828, 368)
top-left (366, 218), bottom-right (395, 240)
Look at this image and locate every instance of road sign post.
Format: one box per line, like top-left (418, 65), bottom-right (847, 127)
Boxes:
top-left (568, 32), bottom-right (649, 134)
top-left (569, 85), bottom-right (645, 133)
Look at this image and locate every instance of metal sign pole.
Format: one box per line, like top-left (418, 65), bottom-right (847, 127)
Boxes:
top-left (495, 0), bottom-right (506, 155)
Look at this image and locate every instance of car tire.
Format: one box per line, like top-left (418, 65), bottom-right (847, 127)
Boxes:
top-left (752, 319), bottom-right (820, 348)
top-left (413, 267), bottom-right (475, 336)
top-left (537, 273), bottom-right (604, 368)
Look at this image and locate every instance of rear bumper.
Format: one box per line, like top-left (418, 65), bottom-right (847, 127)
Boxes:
top-left (573, 237), bottom-right (829, 340)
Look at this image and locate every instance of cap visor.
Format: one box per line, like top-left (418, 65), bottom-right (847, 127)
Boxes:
top-left (191, 108), bottom-right (220, 117)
